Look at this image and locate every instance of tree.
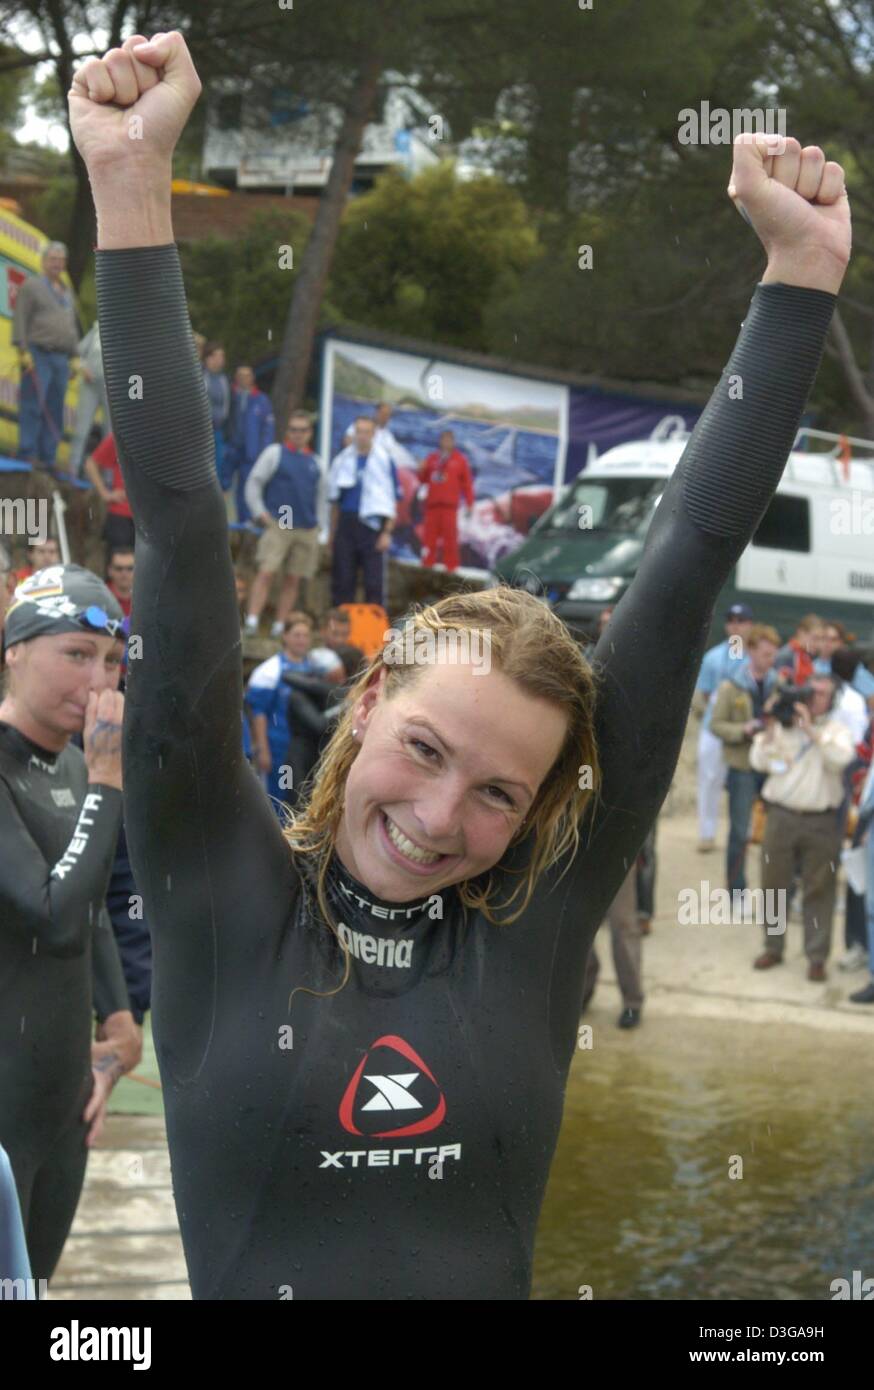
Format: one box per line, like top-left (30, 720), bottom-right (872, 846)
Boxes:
top-left (766, 0), bottom-right (874, 435)
top-left (178, 208), bottom-right (315, 368)
top-left (329, 162), bottom-right (540, 350)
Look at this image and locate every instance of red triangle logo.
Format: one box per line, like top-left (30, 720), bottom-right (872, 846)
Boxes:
top-left (339, 1034), bottom-right (446, 1138)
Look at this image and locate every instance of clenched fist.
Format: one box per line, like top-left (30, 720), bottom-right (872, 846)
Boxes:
top-left (728, 133), bottom-right (850, 294)
top-left (69, 32), bottom-right (201, 180)
top-left (84, 687), bottom-right (125, 790)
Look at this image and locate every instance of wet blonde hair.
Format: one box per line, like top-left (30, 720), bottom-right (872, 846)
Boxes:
top-left (284, 587), bottom-right (602, 943)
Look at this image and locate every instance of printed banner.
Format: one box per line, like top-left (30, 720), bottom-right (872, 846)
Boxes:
top-left (320, 336), bottom-right (569, 572)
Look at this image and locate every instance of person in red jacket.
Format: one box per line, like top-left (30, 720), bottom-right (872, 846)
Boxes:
top-left (419, 429), bottom-right (474, 571)
top-left (83, 431), bottom-right (135, 556)
top-left (774, 613), bottom-right (824, 685)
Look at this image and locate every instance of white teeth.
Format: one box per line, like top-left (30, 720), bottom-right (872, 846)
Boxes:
top-left (384, 814), bottom-right (442, 865)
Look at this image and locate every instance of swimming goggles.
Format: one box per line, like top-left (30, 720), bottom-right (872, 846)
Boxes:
top-left (75, 605), bottom-right (126, 639)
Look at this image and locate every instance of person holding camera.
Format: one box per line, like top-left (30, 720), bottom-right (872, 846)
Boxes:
top-left (709, 624), bottom-right (780, 894)
top-left (750, 674), bottom-right (854, 980)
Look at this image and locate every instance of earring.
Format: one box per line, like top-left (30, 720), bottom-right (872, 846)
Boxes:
top-left (352, 727), bottom-right (358, 736)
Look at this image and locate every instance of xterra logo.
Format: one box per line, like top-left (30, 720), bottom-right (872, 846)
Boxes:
top-left (320, 1036), bottom-right (461, 1173)
top-left (340, 1035), bottom-right (446, 1138)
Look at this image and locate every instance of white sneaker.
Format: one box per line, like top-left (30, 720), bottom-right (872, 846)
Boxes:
top-left (270, 621), bottom-right (283, 639)
top-left (244, 615), bottom-right (258, 633)
top-left (837, 944), bottom-right (868, 972)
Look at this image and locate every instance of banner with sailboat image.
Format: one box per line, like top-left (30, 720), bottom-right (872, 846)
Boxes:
top-left (319, 334), bottom-right (569, 572)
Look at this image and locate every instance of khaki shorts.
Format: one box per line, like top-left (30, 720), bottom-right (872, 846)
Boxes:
top-left (255, 520), bottom-right (320, 578)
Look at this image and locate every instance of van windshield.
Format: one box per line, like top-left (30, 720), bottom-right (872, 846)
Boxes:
top-left (540, 477), bottom-right (665, 535)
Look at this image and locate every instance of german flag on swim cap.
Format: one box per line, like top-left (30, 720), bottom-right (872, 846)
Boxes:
top-left (3, 563), bottom-right (124, 651)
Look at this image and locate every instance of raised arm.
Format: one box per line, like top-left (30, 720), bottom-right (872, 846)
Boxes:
top-left (562, 134), bottom-right (849, 926)
top-left (70, 35), bottom-right (294, 1021)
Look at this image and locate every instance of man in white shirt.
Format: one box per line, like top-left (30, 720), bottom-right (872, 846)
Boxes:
top-left (343, 402), bottom-right (405, 465)
top-left (750, 675), bottom-right (854, 980)
top-left (328, 416), bottom-right (399, 606)
top-left (830, 646), bottom-right (870, 746)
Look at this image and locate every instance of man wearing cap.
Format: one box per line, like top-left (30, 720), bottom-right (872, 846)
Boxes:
top-left (0, 563), bottom-right (141, 1285)
top-left (691, 604), bottom-right (754, 852)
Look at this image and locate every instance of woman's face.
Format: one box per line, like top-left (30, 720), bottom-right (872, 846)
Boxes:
top-left (335, 662), bottom-right (569, 902)
top-left (3, 631), bottom-right (123, 746)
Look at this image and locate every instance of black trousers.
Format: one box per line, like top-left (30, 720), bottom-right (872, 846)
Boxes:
top-left (331, 512), bottom-right (385, 607)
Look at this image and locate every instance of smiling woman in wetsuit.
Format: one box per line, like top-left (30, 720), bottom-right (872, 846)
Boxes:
top-left (70, 33), bottom-right (851, 1300)
top-left (0, 565), bottom-right (141, 1285)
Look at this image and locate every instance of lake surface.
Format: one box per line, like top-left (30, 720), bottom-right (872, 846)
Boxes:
top-left (533, 1013), bottom-right (874, 1300)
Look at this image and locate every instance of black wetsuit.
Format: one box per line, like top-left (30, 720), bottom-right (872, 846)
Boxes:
top-left (0, 723), bottom-right (126, 1281)
top-left (283, 670), bottom-right (344, 802)
top-left (96, 243), bottom-right (835, 1299)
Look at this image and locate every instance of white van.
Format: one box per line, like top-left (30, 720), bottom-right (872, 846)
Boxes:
top-left (494, 427), bottom-right (874, 647)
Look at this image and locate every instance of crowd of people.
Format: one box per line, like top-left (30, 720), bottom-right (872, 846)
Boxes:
top-left (693, 604), bottom-right (874, 1002)
top-left (10, 266), bottom-right (476, 621)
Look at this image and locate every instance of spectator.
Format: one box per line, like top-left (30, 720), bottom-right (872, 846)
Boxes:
top-left (691, 604), bottom-right (753, 852)
top-left (636, 822), bottom-right (657, 936)
top-left (837, 717), bottom-right (873, 974)
top-left (12, 241), bottom-right (80, 473)
top-left (103, 821), bottom-right (152, 1027)
top-left (245, 612), bottom-right (315, 815)
top-left (106, 546), bottom-right (135, 621)
top-left (419, 429), bottom-right (474, 572)
top-left (84, 432), bottom-right (135, 555)
top-left (14, 537), bottom-right (61, 584)
top-left (224, 365), bottom-right (275, 523)
top-left (829, 646), bottom-right (870, 745)
top-left (281, 642), bottom-right (365, 804)
top-left (751, 674), bottom-right (855, 980)
top-left (234, 566), bottom-right (251, 625)
top-left (202, 342), bottom-right (230, 485)
top-left (344, 401), bottom-right (407, 467)
top-left (244, 410), bottom-right (324, 639)
top-left (849, 757), bottom-right (874, 1004)
top-left (814, 618), bottom-right (849, 673)
top-left (710, 623), bottom-right (780, 894)
top-left (580, 864), bottom-right (645, 1028)
top-left (817, 620), bottom-right (874, 712)
top-left (306, 608), bottom-right (352, 683)
top-left (774, 613), bottom-right (823, 685)
top-left (69, 321), bottom-right (109, 477)
top-left (327, 416), bottom-right (399, 606)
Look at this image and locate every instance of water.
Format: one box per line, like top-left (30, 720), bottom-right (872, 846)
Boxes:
top-left (532, 1013), bottom-right (874, 1300)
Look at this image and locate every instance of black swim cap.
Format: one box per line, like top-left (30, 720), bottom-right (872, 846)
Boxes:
top-left (2, 564), bottom-right (124, 651)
